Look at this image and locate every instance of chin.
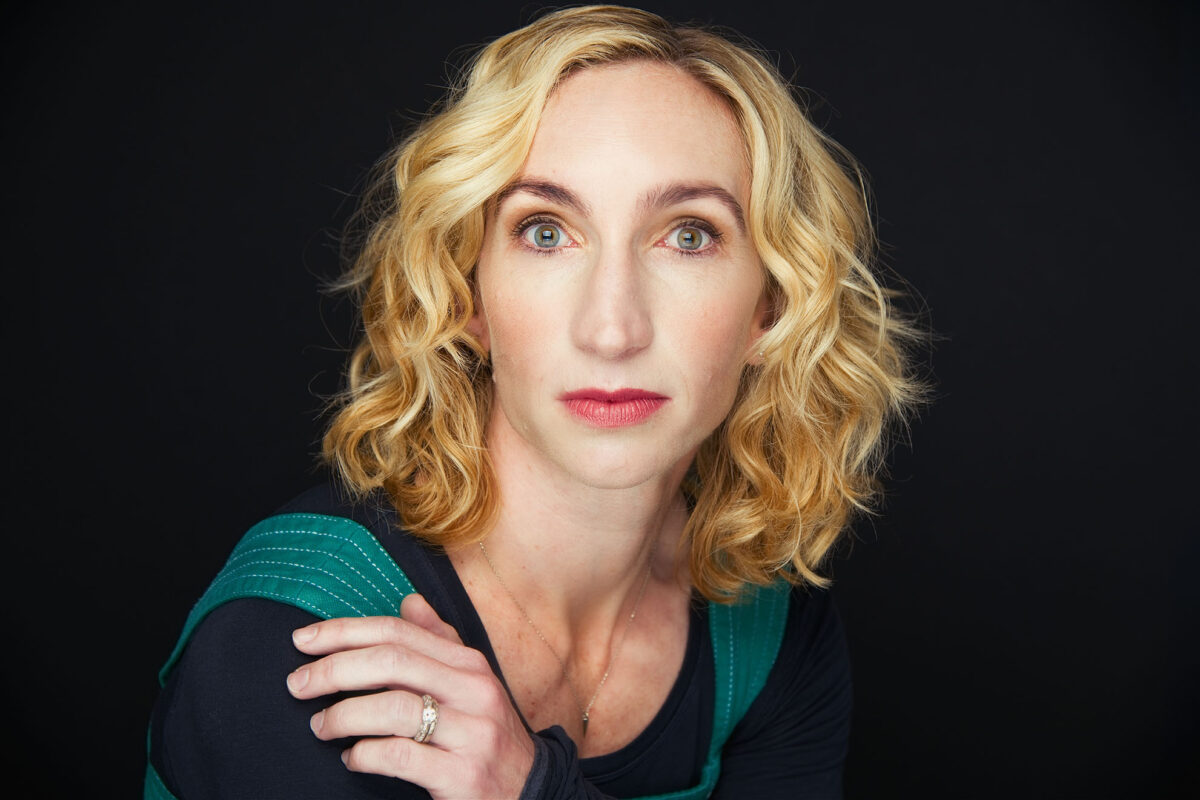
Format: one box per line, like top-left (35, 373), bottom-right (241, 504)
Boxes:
top-left (557, 441), bottom-right (689, 492)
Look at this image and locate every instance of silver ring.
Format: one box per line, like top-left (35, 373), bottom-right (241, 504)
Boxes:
top-left (413, 694), bottom-right (439, 743)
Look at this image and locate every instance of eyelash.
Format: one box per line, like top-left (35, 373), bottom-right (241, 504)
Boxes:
top-left (509, 215), bottom-right (725, 256)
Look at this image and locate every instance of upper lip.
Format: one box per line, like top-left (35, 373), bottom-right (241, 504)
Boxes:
top-left (559, 388), bottom-right (668, 402)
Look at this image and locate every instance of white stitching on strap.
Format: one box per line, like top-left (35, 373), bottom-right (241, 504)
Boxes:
top-left (204, 570), bottom-right (366, 616)
top-left (725, 608), bottom-right (735, 727)
top-left (217, 557), bottom-right (377, 610)
top-left (239, 520), bottom-right (411, 596)
top-left (225, 546), bottom-right (398, 613)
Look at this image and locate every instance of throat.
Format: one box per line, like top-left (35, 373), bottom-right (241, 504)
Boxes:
top-left (476, 538), bottom-right (653, 741)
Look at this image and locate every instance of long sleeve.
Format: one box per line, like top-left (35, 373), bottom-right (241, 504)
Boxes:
top-left (148, 484), bottom-right (850, 799)
top-left (150, 598), bottom-right (432, 799)
top-left (151, 600), bottom-right (621, 800)
top-left (521, 727), bottom-right (617, 800)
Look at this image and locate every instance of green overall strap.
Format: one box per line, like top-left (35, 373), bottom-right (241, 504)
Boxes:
top-left (145, 512), bottom-right (416, 799)
top-left (636, 579), bottom-right (792, 800)
top-left (157, 512), bottom-right (415, 685)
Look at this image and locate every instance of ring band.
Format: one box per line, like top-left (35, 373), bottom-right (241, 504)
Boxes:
top-left (413, 694), bottom-right (439, 743)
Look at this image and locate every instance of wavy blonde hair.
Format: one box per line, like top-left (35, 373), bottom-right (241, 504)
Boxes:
top-left (323, 5), bottom-right (923, 600)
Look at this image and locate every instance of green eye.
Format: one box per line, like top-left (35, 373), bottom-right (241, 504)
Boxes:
top-left (529, 223), bottom-right (562, 248)
top-left (675, 226), bottom-right (708, 251)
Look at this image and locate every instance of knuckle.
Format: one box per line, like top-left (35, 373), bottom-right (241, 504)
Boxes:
top-left (381, 615), bottom-right (406, 639)
top-left (365, 643), bottom-right (398, 675)
top-left (387, 692), bottom-right (413, 729)
top-left (384, 737), bottom-right (412, 771)
top-left (477, 679), bottom-right (508, 717)
top-left (318, 703), bottom-right (340, 734)
top-left (465, 673), bottom-right (492, 699)
top-left (319, 654), bottom-right (340, 686)
top-left (318, 617), bottom-right (349, 643)
top-left (463, 761), bottom-right (488, 789)
top-left (462, 647), bottom-right (490, 672)
top-left (382, 644), bottom-right (406, 675)
top-left (477, 717), bottom-right (503, 751)
top-left (342, 741), bottom-right (362, 771)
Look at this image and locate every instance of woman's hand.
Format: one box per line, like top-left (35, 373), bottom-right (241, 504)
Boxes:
top-left (286, 594), bottom-right (536, 799)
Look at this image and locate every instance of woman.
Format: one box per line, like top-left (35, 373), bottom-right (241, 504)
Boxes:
top-left (147, 5), bottom-right (920, 798)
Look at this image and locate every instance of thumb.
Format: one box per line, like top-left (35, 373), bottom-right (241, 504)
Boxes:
top-left (400, 593), bottom-right (463, 644)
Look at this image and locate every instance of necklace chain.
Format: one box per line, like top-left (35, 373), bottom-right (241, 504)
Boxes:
top-left (478, 540), bottom-right (653, 737)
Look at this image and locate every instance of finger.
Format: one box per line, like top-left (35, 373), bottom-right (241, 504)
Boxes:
top-left (401, 593), bottom-right (463, 644)
top-left (287, 642), bottom-right (493, 703)
top-left (311, 690), bottom-right (472, 750)
top-left (341, 735), bottom-right (466, 793)
top-left (292, 613), bottom-right (468, 666)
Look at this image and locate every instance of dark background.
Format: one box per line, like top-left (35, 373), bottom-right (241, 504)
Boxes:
top-left (3, 0), bottom-right (1196, 796)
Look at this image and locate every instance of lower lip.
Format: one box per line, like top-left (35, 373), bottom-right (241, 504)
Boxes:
top-left (563, 397), bottom-right (668, 428)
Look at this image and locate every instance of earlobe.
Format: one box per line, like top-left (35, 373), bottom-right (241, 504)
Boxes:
top-left (467, 313), bottom-right (490, 354)
top-left (747, 291), bottom-right (775, 365)
top-left (466, 287), bottom-right (490, 353)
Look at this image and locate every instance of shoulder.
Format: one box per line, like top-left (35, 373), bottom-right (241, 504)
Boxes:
top-left (157, 484), bottom-right (420, 682)
top-left (149, 483), bottom-right (437, 798)
top-left (714, 586), bottom-right (851, 797)
top-left (151, 596), bottom-right (425, 798)
top-left (777, 585), bottom-right (851, 687)
top-left (760, 586), bottom-right (852, 733)
top-left (267, 483), bottom-right (442, 598)
top-left (174, 480), bottom-right (477, 657)
top-left (272, 481), bottom-right (389, 524)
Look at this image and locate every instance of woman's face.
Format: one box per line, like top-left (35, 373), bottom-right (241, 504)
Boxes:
top-left (472, 61), bottom-right (769, 492)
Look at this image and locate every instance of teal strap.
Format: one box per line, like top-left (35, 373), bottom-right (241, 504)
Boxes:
top-left (158, 512), bottom-right (415, 685)
top-left (143, 760), bottom-right (174, 800)
top-left (147, 512), bottom-right (791, 800)
top-left (148, 512), bottom-right (416, 800)
top-left (637, 579), bottom-right (792, 800)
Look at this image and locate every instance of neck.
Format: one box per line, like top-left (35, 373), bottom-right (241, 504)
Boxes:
top-left (448, 405), bottom-right (697, 746)
top-left (454, 410), bottom-right (691, 634)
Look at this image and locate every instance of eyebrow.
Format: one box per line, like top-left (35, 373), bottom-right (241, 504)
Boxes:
top-left (493, 178), bottom-right (746, 232)
top-left (493, 180), bottom-right (591, 217)
top-left (640, 182), bottom-right (746, 233)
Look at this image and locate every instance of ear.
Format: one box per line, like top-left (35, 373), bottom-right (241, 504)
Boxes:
top-left (746, 289), bottom-right (775, 365)
top-left (466, 279), bottom-right (490, 353)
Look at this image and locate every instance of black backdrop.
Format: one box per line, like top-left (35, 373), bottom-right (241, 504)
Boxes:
top-left (3, 1), bottom-right (1196, 796)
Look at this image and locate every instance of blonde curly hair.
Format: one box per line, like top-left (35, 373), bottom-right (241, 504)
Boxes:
top-left (323, 5), bottom-right (923, 600)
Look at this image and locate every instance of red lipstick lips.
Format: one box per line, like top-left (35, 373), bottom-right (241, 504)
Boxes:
top-left (560, 388), bottom-right (668, 428)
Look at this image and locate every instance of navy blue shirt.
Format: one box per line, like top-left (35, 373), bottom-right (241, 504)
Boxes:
top-left (149, 485), bottom-right (851, 798)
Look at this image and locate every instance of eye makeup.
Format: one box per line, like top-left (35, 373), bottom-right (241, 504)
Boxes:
top-left (506, 210), bottom-right (728, 258)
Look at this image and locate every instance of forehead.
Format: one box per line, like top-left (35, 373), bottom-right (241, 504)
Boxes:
top-left (518, 61), bottom-right (749, 202)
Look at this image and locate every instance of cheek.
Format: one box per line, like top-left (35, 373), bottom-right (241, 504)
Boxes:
top-left (487, 298), bottom-right (532, 355)
top-left (479, 279), bottom-right (557, 387)
top-left (675, 298), bottom-right (759, 396)
top-left (481, 292), bottom-right (546, 437)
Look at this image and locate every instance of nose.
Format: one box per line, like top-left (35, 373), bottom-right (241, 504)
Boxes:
top-left (570, 246), bottom-right (653, 360)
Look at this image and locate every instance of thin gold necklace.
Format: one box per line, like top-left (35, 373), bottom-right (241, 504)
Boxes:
top-left (477, 540), bottom-right (653, 737)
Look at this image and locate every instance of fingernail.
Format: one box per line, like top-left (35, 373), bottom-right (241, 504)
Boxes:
top-left (293, 625), bottom-right (317, 645)
top-left (340, 749), bottom-right (349, 765)
top-left (287, 667), bottom-right (309, 692)
top-left (310, 710), bottom-right (325, 735)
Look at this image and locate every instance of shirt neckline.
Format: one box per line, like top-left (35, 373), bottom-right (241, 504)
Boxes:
top-left (416, 534), bottom-right (703, 765)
